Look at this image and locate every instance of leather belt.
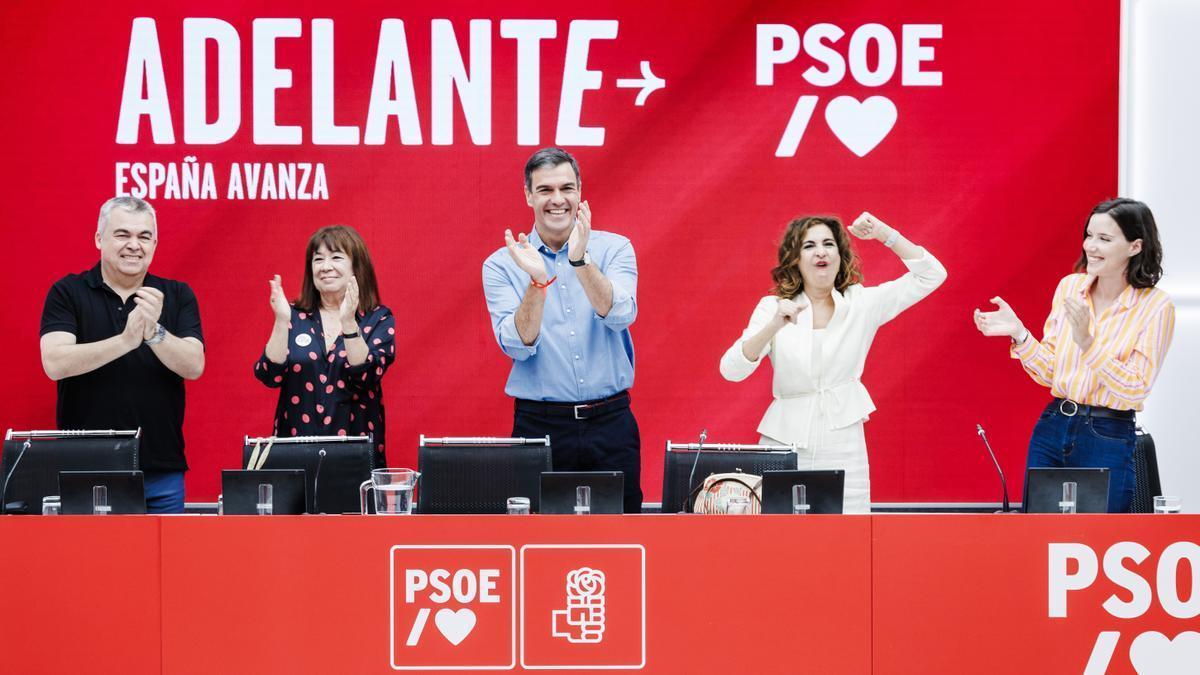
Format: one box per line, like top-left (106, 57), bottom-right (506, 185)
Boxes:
top-left (1050, 398), bottom-right (1135, 421)
top-left (516, 391), bottom-right (631, 420)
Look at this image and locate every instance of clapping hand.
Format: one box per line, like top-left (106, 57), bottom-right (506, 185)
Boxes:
top-left (505, 229), bottom-right (549, 284)
top-left (566, 200), bottom-right (592, 263)
top-left (122, 305), bottom-right (150, 348)
top-left (268, 275), bottom-right (291, 323)
top-left (773, 297), bottom-right (809, 326)
top-left (133, 286), bottom-right (164, 339)
top-left (1062, 276), bottom-right (1095, 351)
top-left (974, 297), bottom-right (1026, 339)
top-left (849, 211), bottom-right (892, 242)
top-left (339, 276), bottom-right (360, 331)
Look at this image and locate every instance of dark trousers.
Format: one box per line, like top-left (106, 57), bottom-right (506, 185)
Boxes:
top-left (512, 403), bottom-right (643, 513)
top-left (1025, 402), bottom-right (1137, 513)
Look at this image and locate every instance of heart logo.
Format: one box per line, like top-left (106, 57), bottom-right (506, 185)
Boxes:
top-left (434, 608), bottom-right (477, 646)
top-left (824, 95), bottom-right (898, 157)
top-left (1129, 631), bottom-right (1200, 674)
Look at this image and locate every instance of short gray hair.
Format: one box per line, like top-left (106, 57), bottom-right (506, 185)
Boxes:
top-left (97, 196), bottom-right (157, 234)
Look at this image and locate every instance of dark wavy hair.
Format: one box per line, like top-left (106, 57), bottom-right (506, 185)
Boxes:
top-left (295, 225), bottom-right (381, 313)
top-left (1074, 198), bottom-right (1164, 288)
top-left (771, 216), bottom-right (862, 298)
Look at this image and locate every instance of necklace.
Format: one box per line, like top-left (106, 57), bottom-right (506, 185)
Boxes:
top-left (319, 309), bottom-right (341, 341)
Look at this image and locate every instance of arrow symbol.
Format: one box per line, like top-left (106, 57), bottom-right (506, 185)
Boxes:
top-left (616, 61), bottom-right (666, 106)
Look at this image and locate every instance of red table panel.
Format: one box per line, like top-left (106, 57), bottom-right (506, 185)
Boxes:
top-left (159, 515), bottom-right (872, 674)
top-left (872, 515), bottom-right (1200, 675)
top-left (0, 517), bottom-right (162, 675)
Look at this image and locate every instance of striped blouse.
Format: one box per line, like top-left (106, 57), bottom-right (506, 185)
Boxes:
top-left (1011, 273), bottom-right (1175, 411)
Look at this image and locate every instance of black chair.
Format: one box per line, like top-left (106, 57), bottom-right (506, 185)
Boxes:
top-left (1130, 430), bottom-right (1163, 514)
top-left (417, 436), bottom-right (551, 513)
top-left (2, 429), bottom-right (140, 514)
top-left (661, 441), bottom-right (799, 513)
top-left (242, 435), bottom-right (376, 514)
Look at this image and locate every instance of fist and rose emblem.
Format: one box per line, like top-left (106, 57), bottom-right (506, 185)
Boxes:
top-left (402, 566), bottom-right (607, 647)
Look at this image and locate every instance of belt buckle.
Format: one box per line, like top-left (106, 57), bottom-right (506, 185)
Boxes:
top-left (1059, 399), bottom-right (1079, 417)
top-left (574, 404), bottom-right (588, 420)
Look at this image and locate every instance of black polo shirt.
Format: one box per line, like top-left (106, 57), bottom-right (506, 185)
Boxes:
top-left (39, 264), bottom-right (204, 471)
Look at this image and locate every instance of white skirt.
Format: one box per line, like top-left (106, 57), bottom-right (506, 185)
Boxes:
top-left (760, 420), bottom-right (870, 514)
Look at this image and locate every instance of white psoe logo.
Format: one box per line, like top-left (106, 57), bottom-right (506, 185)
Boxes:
top-left (1049, 542), bottom-right (1200, 674)
top-left (756, 22), bottom-right (943, 157)
top-left (552, 567), bottom-right (606, 644)
top-left (403, 568), bottom-right (500, 647)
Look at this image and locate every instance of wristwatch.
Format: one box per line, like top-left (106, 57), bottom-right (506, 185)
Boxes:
top-left (569, 252), bottom-right (591, 267)
top-left (144, 323), bottom-right (167, 346)
top-left (342, 330), bottom-right (360, 340)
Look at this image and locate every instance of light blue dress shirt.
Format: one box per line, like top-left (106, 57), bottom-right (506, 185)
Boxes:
top-left (482, 228), bottom-right (637, 402)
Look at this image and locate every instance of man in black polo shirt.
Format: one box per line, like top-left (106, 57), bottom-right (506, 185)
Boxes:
top-left (39, 196), bottom-right (204, 513)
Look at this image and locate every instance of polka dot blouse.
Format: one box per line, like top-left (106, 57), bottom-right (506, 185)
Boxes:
top-left (254, 304), bottom-right (395, 463)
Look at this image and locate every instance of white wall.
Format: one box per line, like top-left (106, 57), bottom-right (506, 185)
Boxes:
top-left (1123, 0), bottom-right (1200, 512)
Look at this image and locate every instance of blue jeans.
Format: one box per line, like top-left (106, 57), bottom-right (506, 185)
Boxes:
top-left (143, 471), bottom-right (186, 514)
top-left (1025, 402), bottom-right (1136, 513)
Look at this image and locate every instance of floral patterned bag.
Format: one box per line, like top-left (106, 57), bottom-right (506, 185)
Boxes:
top-left (690, 471), bottom-right (763, 514)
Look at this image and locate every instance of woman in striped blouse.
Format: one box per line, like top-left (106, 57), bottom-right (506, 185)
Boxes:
top-left (974, 198), bottom-right (1175, 512)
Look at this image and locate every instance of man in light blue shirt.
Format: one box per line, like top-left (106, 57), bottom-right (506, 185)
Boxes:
top-left (482, 147), bottom-right (642, 512)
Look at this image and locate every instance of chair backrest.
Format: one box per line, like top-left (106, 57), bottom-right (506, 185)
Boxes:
top-left (1130, 431), bottom-right (1162, 514)
top-left (661, 442), bottom-right (799, 514)
top-left (2, 431), bottom-right (140, 514)
top-left (242, 435), bottom-right (375, 514)
top-left (417, 436), bottom-right (551, 514)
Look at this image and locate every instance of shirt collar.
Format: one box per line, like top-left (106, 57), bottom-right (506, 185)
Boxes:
top-left (84, 263), bottom-right (104, 289)
top-left (525, 226), bottom-right (567, 255)
top-left (86, 262), bottom-right (160, 292)
top-left (1116, 282), bottom-right (1139, 309)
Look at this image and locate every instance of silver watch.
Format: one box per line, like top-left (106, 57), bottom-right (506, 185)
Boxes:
top-left (144, 323), bottom-right (167, 346)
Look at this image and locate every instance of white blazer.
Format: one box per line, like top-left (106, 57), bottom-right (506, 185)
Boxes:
top-left (719, 250), bottom-right (948, 448)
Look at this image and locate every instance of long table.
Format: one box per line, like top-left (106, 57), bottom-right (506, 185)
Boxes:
top-left (2, 515), bottom-right (1196, 674)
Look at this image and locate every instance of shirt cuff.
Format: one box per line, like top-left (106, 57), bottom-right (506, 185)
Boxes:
top-left (600, 283), bottom-right (636, 327)
top-left (1010, 334), bottom-right (1037, 360)
top-left (499, 324), bottom-right (540, 360)
top-left (255, 351), bottom-right (288, 382)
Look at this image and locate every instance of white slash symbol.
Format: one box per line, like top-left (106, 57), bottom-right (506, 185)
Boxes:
top-left (616, 61), bottom-right (666, 105)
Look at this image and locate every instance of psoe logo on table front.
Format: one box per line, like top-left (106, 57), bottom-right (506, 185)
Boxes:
top-left (1049, 541), bottom-right (1200, 674)
top-left (390, 545), bottom-right (516, 671)
top-left (521, 544), bottom-right (645, 669)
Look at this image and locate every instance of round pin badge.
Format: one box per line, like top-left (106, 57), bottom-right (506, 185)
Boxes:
top-left (295, 333), bottom-right (313, 347)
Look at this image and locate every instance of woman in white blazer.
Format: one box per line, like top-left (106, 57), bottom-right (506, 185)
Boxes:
top-left (720, 212), bottom-right (947, 513)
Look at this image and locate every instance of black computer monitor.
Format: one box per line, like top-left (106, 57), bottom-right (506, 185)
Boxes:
top-left (59, 471), bottom-right (146, 515)
top-left (761, 470), bottom-right (845, 514)
top-left (241, 435), bottom-right (376, 514)
top-left (661, 445), bottom-right (798, 513)
top-left (2, 431), bottom-right (140, 514)
top-left (417, 437), bottom-right (551, 513)
top-left (1023, 467), bottom-right (1111, 513)
top-left (540, 471), bottom-right (624, 514)
top-left (221, 469), bottom-right (308, 515)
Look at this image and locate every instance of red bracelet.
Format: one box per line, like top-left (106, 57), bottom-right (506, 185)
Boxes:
top-left (531, 276), bottom-right (557, 291)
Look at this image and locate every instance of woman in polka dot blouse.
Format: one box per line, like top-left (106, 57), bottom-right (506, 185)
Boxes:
top-left (254, 225), bottom-right (395, 465)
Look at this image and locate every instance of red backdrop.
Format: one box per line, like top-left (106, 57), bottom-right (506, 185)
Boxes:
top-left (0, 1), bottom-right (1120, 501)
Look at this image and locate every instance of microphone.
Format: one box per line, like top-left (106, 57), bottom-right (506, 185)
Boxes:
top-left (976, 424), bottom-right (1011, 513)
top-left (684, 429), bottom-right (707, 513)
top-left (311, 448), bottom-right (327, 514)
top-left (2, 440), bottom-right (32, 514)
